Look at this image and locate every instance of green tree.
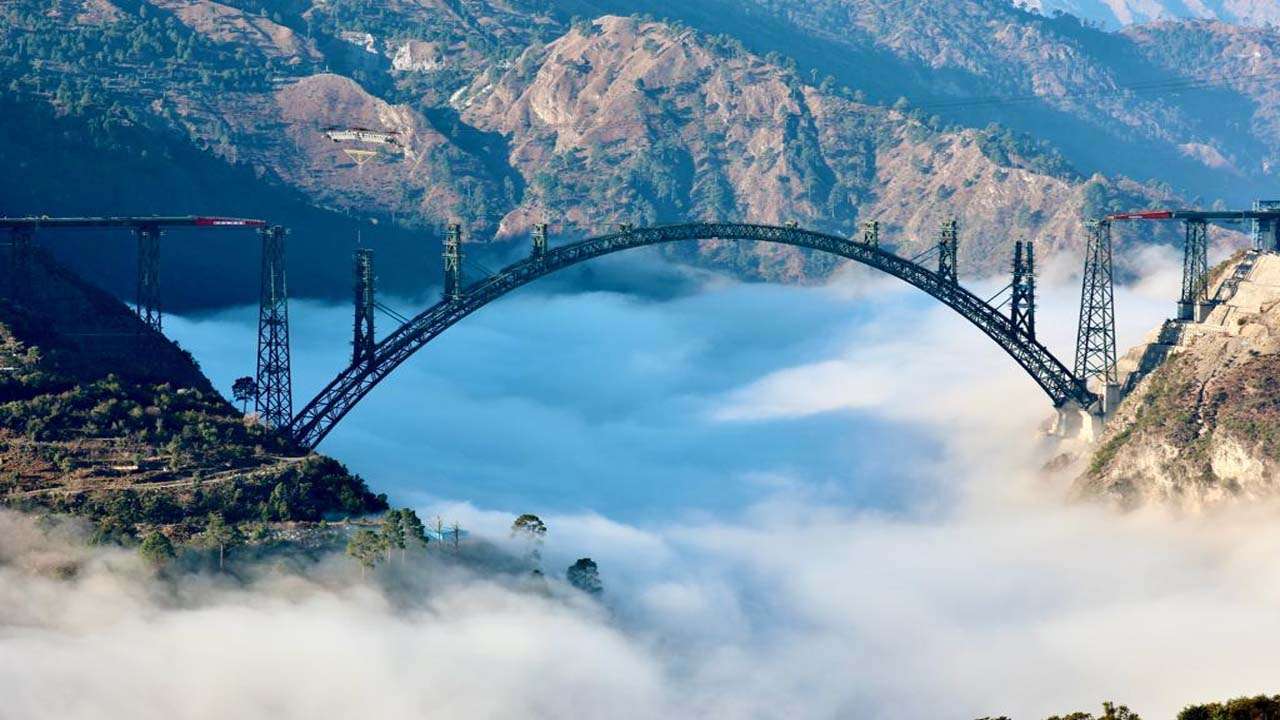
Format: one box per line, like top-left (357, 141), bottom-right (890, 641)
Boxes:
top-left (346, 529), bottom-right (383, 578)
top-left (511, 513), bottom-right (547, 570)
top-left (90, 515), bottom-right (133, 546)
top-left (1177, 695), bottom-right (1280, 720)
top-left (380, 509), bottom-right (406, 562)
top-left (400, 509), bottom-right (429, 552)
top-left (511, 513), bottom-right (547, 538)
top-left (197, 512), bottom-right (242, 571)
top-left (231, 376), bottom-right (256, 413)
top-left (1045, 703), bottom-right (1142, 720)
top-left (138, 531), bottom-right (175, 568)
top-left (566, 558), bottom-right (602, 596)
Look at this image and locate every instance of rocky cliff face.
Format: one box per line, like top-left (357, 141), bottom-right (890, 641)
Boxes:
top-left (458, 16), bottom-right (1145, 277)
top-left (1078, 251), bottom-right (1280, 511)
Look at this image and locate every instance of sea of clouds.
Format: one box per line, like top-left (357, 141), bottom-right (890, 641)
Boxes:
top-left (3, 241), bottom-right (1278, 719)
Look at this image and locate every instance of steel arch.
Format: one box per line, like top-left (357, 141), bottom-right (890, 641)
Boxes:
top-left (288, 223), bottom-right (1095, 449)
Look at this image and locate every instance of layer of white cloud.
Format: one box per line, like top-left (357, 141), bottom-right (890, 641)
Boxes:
top-left (6, 249), bottom-right (1278, 718)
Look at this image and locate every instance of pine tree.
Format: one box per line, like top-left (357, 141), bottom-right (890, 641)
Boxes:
top-left (566, 558), bottom-right (603, 596)
top-left (197, 512), bottom-right (242, 571)
top-left (346, 529), bottom-right (383, 578)
top-left (400, 509), bottom-right (429, 552)
top-left (379, 510), bottom-right (406, 562)
top-left (511, 514), bottom-right (547, 571)
top-left (139, 531), bottom-right (175, 569)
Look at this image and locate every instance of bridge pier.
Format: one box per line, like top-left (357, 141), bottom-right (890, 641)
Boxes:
top-left (1050, 402), bottom-right (1108, 443)
top-left (1075, 220), bottom-right (1119, 416)
top-left (443, 223), bottom-right (463, 302)
top-left (353, 248), bottom-right (375, 367)
top-left (1178, 219), bottom-right (1210, 321)
top-left (938, 220), bottom-right (958, 283)
top-left (135, 224), bottom-right (162, 332)
top-left (256, 225), bottom-right (293, 429)
top-left (861, 221), bottom-right (879, 249)
top-left (1253, 200), bottom-right (1280, 252)
top-left (1011, 240), bottom-right (1036, 339)
top-left (532, 223), bottom-right (549, 258)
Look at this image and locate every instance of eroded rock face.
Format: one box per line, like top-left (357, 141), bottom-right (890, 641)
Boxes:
top-left (458, 16), bottom-right (1145, 279)
top-left (147, 0), bottom-right (322, 63)
top-left (1078, 251), bottom-right (1280, 511)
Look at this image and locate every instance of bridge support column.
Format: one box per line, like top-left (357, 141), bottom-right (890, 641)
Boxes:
top-left (1252, 200), bottom-right (1280, 253)
top-left (1178, 219), bottom-right (1210, 321)
top-left (353, 248), bottom-right (375, 367)
top-left (861, 221), bottom-right (879, 249)
top-left (443, 223), bottom-right (463, 302)
top-left (532, 223), bottom-right (548, 258)
top-left (1075, 220), bottom-right (1118, 414)
top-left (1050, 402), bottom-right (1107, 443)
top-left (256, 225), bottom-right (293, 429)
top-left (1011, 240), bottom-right (1036, 339)
top-left (135, 225), bottom-right (162, 333)
top-left (938, 219), bottom-right (958, 284)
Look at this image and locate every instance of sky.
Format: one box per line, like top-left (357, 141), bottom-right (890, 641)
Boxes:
top-left (4, 242), bottom-right (1279, 719)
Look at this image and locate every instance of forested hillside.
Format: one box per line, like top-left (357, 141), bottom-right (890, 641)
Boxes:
top-left (0, 249), bottom-right (387, 541)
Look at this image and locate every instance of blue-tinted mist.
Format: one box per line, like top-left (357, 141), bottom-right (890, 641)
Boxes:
top-left (168, 280), bottom-right (944, 522)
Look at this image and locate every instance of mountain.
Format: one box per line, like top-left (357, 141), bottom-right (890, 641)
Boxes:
top-left (0, 248), bottom-right (387, 539)
top-left (603, 0), bottom-right (1279, 203)
top-left (1077, 249), bottom-right (1280, 511)
top-left (1027, 0), bottom-right (1280, 28)
top-left (0, 1), bottom-right (1272, 306)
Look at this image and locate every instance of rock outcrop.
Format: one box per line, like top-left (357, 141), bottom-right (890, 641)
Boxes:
top-left (1077, 250), bottom-right (1280, 511)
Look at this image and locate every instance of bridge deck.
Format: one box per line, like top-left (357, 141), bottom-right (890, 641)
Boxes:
top-left (0, 216), bottom-right (268, 229)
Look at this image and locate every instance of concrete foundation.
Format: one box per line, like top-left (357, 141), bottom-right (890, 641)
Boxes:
top-left (1102, 383), bottom-right (1123, 416)
top-left (1050, 403), bottom-right (1107, 443)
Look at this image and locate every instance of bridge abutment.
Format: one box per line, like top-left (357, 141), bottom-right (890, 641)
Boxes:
top-left (1050, 402), bottom-right (1107, 443)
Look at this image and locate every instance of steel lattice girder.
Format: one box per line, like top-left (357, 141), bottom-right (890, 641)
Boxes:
top-left (1181, 220), bottom-right (1209, 305)
top-left (288, 223), bottom-right (1094, 448)
top-left (256, 226), bottom-right (293, 429)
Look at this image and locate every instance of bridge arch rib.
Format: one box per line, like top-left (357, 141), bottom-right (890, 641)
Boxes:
top-left (288, 223), bottom-right (1095, 449)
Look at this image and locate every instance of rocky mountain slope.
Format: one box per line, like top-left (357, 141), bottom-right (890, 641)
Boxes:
top-left (1028, 0), bottom-right (1280, 28)
top-left (0, 249), bottom-right (387, 541)
top-left (0, 1), bottom-right (1271, 303)
top-left (1078, 250), bottom-right (1280, 511)
top-left (458, 15), bottom-right (1166, 277)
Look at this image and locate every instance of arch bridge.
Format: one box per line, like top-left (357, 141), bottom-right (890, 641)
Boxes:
top-left (286, 221), bottom-right (1096, 449)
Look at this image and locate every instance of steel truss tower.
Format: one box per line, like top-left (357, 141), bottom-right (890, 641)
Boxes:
top-left (1011, 240), bottom-right (1036, 340)
top-left (938, 219), bottom-right (958, 284)
top-left (135, 225), bottom-right (162, 332)
top-left (1074, 220), bottom-right (1117, 387)
top-left (353, 248), bottom-right (375, 367)
top-left (443, 223), bottom-right (463, 301)
top-left (532, 223), bottom-right (549, 258)
top-left (1179, 219), bottom-right (1209, 320)
top-left (862, 220), bottom-right (879, 249)
top-left (256, 225), bottom-right (293, 428)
